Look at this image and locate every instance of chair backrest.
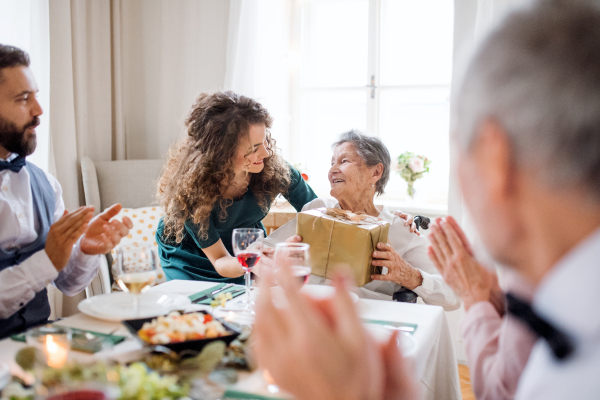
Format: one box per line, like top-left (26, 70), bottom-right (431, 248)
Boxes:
top-left (80, 157), bottom-right (165, 298)
top-left (81, 157), bottom-right (164, 213)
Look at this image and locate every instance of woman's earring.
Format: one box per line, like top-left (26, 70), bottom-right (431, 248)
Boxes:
top-left (372, 184), bottom-right (375, 188)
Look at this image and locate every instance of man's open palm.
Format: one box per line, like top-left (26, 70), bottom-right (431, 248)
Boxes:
top-left (80, 204), bottom-right (133, 255)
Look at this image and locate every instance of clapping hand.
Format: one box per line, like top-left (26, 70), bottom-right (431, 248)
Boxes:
top-left (428, 216), bottom-right (503, 313)
top-left (253, 265), bottom-right (417, 400)
top-left (45, 206), bottom-right (95, 271)
top-left (80, 204), bottom-right (133, 255)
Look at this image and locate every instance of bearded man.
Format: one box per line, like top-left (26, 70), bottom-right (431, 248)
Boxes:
top-left (0, 44), bottom-right (133, 338)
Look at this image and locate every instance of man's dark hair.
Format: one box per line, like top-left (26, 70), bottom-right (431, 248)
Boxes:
top-left (0, 44), bottom-right (30, 83)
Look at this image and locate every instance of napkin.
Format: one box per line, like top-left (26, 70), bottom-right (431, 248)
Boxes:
top-left (188, 283), bottom-right (228, 302)
top-left (222, 370), bottom-right (293, 400)
top-left (362, 319), bottom-right (418, 334)
top-left (223, 390), bottom-right (290, 400)
top-left (11, 328), bottom-right (127, 353)
top-left (188, 284), bottom-right (247, 305)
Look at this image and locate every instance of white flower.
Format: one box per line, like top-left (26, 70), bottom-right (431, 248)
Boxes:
top-left (408, 157), bottom-right (425, 173)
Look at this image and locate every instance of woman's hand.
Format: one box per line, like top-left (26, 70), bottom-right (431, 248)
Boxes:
top-left (255, 235), bottom-right (303, 276)
top-left (428, 216), bottom-right (502, 312)
top-left (393, 211), bottom-right (420, 236)
top-left (370, 242), bottom-right (423, 290)
top-left (253, 267), bottom-right (417, 400)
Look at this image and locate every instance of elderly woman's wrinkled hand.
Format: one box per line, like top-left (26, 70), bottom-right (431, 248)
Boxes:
top-left (428, 217), bottom-right (501, 311)
top-left (253, 266), bottom-right (417, 400)
top-left (371, 242), bottom-right (423, 290)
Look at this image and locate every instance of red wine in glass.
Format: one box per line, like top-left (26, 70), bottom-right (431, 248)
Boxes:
top-left (237, 251), bottom-right (261, 272)
top-left (292, 266), bottom-right (311, 285)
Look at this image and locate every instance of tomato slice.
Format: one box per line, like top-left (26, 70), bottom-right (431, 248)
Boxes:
top-left (203, 314), bottom-right (213, 323)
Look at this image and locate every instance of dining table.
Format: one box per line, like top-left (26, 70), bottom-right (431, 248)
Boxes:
top-left (0, 280), bottom-right (461, 400)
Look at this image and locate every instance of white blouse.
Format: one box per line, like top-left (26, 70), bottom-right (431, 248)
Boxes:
top-left (266, 198), bottom-right (461, 311)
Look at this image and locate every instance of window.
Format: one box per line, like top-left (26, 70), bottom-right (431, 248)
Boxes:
top-left (289, 0), bottom-right (453, 208)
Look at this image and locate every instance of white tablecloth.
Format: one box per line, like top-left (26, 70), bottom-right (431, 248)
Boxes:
top-left (0, 280), bottom-right (460, 400)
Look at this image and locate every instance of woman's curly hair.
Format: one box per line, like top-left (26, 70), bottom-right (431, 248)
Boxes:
top-left (158, 91), bottom-right (291, 243)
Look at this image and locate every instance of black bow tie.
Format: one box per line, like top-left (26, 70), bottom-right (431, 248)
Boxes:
top-left (0, 156), bottom-right (26, 173)
top-left (506, 292), bottom-right (574, 360)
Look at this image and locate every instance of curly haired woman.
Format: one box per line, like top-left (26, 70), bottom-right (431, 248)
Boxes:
top-left (156, 91), bottom-right (317, 283)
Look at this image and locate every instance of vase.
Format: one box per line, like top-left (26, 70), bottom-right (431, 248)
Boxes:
top-left (406, 182), bottom-right (415, 199)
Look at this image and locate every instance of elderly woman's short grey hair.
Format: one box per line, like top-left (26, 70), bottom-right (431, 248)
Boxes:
top-left (332, 130), bottom-right (390, 196)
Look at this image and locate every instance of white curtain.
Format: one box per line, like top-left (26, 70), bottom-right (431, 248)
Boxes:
top-left (225, 0), bottom-right (293, 158)
top-left (0, 0), bottom-right (50, 173)
top-left (46, 0), bottom-right (231, 316)
top-left (0, 0), bottom-right (61, 317)
top-left (447, 0), bottom-right (530, 364)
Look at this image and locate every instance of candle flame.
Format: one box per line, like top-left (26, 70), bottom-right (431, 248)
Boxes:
top-left (45, 334), bottom-right (68, 368)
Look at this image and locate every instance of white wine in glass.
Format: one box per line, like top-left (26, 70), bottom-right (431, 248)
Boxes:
top-left (116, 246), bottom-right (157, 317)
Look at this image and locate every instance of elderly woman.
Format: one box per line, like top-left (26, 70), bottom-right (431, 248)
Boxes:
top-left (266, 130), bottom-right (460, 311)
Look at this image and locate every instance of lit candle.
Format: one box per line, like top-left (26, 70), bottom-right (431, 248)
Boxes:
top-left (225, 311), bottom-right (236, 322)
top-left (45, 335), bottom-right (68, 368)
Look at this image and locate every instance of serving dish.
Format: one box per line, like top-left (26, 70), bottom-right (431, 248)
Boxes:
top-left (122, 310), bottom-right (241, 354)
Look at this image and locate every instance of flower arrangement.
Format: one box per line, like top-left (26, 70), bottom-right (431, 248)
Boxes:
top-left (397, 152), bottom-right (431, 199)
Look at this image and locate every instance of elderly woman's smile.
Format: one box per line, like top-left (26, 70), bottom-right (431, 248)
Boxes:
top-left (329, 141), bottom-right (384, 217)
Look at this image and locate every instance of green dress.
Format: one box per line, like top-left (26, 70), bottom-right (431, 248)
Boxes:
top-left (156, 166), bottom-right (317, 284)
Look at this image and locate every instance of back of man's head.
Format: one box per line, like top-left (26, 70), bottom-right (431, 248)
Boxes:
top-left (455, 0), bottom-right (600, 203)
top-left (0, 44), bottom-right (30, 84)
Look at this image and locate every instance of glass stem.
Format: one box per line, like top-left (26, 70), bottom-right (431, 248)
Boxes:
top-left (133, 295), bottom-right (139, 317)
top-left (245, 270), bottom-right (251, 308)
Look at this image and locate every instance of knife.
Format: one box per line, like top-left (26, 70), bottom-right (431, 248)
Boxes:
top-left (192, 284), bottom-right (235, 304)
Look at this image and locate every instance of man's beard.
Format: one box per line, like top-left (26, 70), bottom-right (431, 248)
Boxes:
top-left (0, 115), bottom-right (39, 157)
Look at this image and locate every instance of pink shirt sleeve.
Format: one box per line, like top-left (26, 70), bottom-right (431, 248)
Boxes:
top-left (460, 275), bottom-right (537, 400)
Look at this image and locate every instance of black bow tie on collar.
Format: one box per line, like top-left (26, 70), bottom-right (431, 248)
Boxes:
top-left (0, 156), bottom-right (26, 173)
top-left (506, 292), bottom-right (574, 361)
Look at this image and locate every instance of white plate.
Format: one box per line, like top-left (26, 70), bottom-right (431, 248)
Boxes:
top-left (301, 284), bottom-right (360, 302)
top-left (364, 324), bottom-right (418, 358)
top-left (270, 284), bottom-right (359, 307)
top-left (78, 292), bottom-right (191, 321)
top-left (0, 362), bottom-right (9, 390)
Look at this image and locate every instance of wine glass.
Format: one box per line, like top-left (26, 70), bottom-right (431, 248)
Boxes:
top-left (232, 228), bottom-right (264, 313)
top-left (115, 246), bottom-right (157, 317)
top-left (273, 242), bottom-right (311, 287)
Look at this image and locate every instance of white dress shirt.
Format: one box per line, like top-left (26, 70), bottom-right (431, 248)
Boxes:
top-left (0, 154), bottom-right (100, 319)
top-left (265, 198), bottom-right (461, 311)
top-left (515, 227), bottom-right (600, 399)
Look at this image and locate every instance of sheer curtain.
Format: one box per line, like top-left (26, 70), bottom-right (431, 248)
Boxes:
top-left (0, 0), bottom-right (50, 172)
top-left (447, 0), bottom-right (530, 363)
top-left (225, 0), bottom-right (293, 158)
top-left (0, 0), bottom-right (61, 317)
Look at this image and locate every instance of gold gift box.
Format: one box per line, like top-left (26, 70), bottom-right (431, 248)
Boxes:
top-left (296, 208), bottom-right (390, 287)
